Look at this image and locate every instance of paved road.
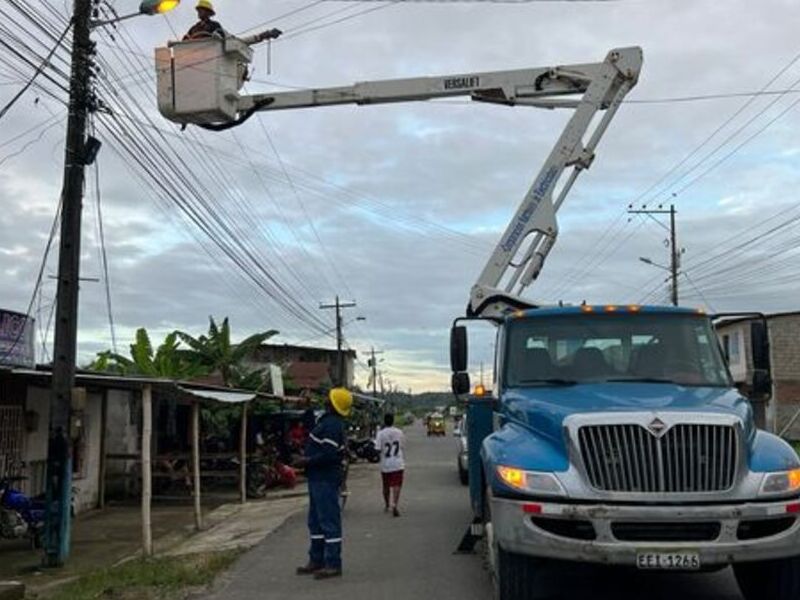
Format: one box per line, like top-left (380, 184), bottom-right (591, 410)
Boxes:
top-left (204, 423), bottom-right (743, 600)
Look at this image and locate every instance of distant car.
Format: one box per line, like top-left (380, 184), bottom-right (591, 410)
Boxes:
top-left (454, 415), bottom-right (468, 485)
top-left (427, 412), bottom-right (446, 436)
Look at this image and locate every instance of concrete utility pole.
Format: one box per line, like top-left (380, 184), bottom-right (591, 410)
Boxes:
top-left (629, 204), bottom-right (680, 307)
top-left (369, 347), bottom-right (384, 399)
top-left (319, 297), bottom-right (357, 386)
top-left (45, 0), bottom-right (94, 567)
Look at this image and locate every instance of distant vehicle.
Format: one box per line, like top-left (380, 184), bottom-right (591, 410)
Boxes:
top-left (455, 414), bottom-right (468, 485)
top-left (427, 413), bottom-right (446, 437)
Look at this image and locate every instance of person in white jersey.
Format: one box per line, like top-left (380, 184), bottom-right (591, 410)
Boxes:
top-left (374, 413), bottom-right (405, 517)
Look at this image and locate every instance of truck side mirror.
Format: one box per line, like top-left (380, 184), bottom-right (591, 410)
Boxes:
top-left (750, 321), bottom-right (772, 400)
top-left (750, 321), bottom-right (770, 371)
top-left (450, 325), bottom-right (468, 373)
top-left (452, 372), bottom-right (470, 396)
top-left (752, 370), bottom-right (772, 399)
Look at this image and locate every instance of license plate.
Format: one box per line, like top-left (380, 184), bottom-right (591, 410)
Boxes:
top-left (636, 552), bottom-right (701, 571)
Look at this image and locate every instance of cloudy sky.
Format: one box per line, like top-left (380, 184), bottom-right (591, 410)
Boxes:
top-left (2, 0), bottom-right (800, 391)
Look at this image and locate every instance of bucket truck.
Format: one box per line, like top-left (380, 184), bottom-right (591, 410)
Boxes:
top-left (155, 37), bottom-right (800, 600)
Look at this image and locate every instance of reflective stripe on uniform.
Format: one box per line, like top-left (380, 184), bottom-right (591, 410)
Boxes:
top-left (325, 538), bottom-right (342, 543)
top-left (310, 433), bottom-right (341, 449)
top-left (310, 535), bottom-right (324, 540)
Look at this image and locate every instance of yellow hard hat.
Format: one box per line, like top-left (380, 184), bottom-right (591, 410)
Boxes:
top-left (329, 387), bottom-right (353, 417)
top-left (196, 0), bottom-right (215, 15)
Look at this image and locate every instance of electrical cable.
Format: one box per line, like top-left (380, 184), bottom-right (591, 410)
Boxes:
top-left (0, 17), bottom-right (71, 120)
top-left (89, 116), bottom-right (118, 354)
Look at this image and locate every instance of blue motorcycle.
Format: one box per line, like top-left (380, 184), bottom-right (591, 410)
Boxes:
top-left (0, 475), bottom-right (46, 549)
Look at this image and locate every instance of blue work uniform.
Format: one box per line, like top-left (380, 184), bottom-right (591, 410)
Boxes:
top-left (305, 411), bottom-right (345, 570)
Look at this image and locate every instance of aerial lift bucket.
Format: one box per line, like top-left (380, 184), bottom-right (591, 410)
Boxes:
top-left (155, 37), bottom-right (252, 125)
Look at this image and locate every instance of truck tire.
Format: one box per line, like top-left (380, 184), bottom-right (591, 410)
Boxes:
top-left (484, 485), bottom-right (548, 600)
top-left (458, 460), bottom-right (468, 486)
top-left (496, 546), bottom-right (544, 600)
top-left (734, 556), bottom-right (800, 600)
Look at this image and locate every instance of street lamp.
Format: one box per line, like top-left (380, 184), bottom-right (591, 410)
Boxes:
top-left (639, 256), bottom-right (670, 271)
top-left (140, 0), bottom-right (181, 14)
top-left (91, 0), bottom-right (180, 27)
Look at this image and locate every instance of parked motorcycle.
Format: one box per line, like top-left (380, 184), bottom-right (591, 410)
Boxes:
top-left (347, 438), bottom-right (380, 464)
top-left (0, 476), bottom-right (45, 549)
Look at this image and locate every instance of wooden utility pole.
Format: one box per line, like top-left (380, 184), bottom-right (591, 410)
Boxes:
top-left (141, 386), bottom-right (153, 557)
top-left (239, 403), bottom-right (248, 504)
top-left (45, 0), bottom-right (93, 567)
top-left (628, 204), bottom-right (680, 306)
top-left (319, 297), bottom-right (357, 386)
top-left (669, 204), bottom-right (679, 307)
top-left (191, 402), bottom-right (202, 530)
top-left (369, 347), bottom-right (384, 399)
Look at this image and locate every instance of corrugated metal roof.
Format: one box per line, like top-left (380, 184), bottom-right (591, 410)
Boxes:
top-left (3, 367), bottom-right (288, 404)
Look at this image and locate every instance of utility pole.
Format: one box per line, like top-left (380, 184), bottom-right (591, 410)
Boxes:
top-left (669, 204), bottom-right (679, 307)
top-left (319, 296), bottom-right (357, 386)
top-left (367, 347), bottom-right (384, 435)
top-left (368, 347), bottom-right (384, 398)
top-left (44, 0), bottom-right (94, 567)
top-left (629, 204), bottom-right (681, 306)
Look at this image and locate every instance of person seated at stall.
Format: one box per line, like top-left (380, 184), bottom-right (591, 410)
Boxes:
top-left (289, 421), bottom-right (308, 452)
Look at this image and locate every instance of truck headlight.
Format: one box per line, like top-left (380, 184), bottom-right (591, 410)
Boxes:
top-left (760, 469), bottom-right (800, 496)
top-left (496, 466), bottom-right (565, 497)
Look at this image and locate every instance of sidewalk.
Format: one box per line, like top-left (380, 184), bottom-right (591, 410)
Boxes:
top-left (0, 486), bottom-right (308, 596)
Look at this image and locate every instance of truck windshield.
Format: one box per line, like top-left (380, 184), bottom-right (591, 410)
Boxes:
top-left (504, 313), bottom-right (731, 388)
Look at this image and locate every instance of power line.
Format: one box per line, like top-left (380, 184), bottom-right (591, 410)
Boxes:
top-left (89, 117), bottom-right (118, 354)
top-left (0, 17), bottom-right (71, 120)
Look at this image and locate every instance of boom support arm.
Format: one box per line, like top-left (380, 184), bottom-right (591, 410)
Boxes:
top-left (156, 43), bottom-right (642, 318)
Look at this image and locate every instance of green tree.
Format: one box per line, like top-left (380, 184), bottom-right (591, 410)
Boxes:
top-left (176, 317), bottom-right (278, 387)
top-left (88, 328), bottom-right (207, 379)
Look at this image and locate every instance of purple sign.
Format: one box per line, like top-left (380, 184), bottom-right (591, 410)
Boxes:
top-left (0, 309), bottom-right (35, 368)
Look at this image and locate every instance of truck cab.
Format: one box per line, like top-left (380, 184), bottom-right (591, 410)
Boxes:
top-left (452, 305), bottom-right (800, 600)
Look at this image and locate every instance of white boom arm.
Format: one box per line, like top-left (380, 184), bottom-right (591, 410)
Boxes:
top-left (156, 43), bottom-right (642, 318)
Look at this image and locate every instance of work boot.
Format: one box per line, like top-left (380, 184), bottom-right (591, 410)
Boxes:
top-left (296, 563), bottom-right (323, 575)
top-left (314, 567), bottom-right (343, 579)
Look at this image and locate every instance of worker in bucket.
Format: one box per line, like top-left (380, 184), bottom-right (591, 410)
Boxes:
top-left (183, 0), bottom-right (224, 40)
top-left (184, 0), bottom-right (283, 43)
top-left (294, 388), bottom-right (352, 579)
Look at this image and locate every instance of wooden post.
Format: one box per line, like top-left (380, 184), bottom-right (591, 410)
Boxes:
top-left (97, 389), bottom-right (108, 509)
top-left (191, 401), bottom-right (202, 530)
top-left (239, 402), bottom-right (248, 504)
top-left (141, 385), bottom-right (153, 557)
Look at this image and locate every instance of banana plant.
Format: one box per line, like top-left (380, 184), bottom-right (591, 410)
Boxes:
top-left (176, 316), bottom-right (278, 387)
top-left (88, 328), bottom-right (207, 379)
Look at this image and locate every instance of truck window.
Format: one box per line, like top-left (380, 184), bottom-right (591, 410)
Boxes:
top-left (505, 313), bottom-right (731, 388)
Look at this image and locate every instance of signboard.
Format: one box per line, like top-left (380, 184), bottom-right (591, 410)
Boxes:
top-left (0, 309), bottom-right (35, 368)
top-left (269, 364), bottom-right (284, 397)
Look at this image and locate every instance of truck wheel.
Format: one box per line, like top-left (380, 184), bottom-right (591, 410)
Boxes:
top-left (458, 461), bottom-right (468, 486)
top-left (734, 557), bottom-right (800, 600)
top-left (496, 546), bottom-right (543, 600)
top-left (484, 485), bottom-right (547, 600)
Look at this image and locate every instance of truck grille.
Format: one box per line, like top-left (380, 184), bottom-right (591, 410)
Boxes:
top-left (578, 423), bottom-right (738, 493)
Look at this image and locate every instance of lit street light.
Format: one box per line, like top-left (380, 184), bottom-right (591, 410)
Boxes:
top-left (91, 0), bottom-right (180, 27)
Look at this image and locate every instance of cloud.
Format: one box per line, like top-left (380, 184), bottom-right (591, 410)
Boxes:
top-left (3, 0), bottom-right (800, 392)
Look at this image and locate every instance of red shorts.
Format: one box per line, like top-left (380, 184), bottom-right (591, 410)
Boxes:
top-left (382, 470), bottom-right (404, 487)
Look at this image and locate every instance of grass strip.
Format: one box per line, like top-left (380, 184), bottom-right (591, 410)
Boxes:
top-left (44, 551), bottom-right (240, 600)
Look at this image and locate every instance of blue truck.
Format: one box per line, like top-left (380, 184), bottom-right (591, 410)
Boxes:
top-left (451, 306), bottom-right (800, 600)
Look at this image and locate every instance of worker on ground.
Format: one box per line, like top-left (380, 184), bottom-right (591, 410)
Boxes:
top-left (184, 0), bottom-right (224, 40)
top-left (294, 388), bottom-right (351, 579)
top-left (375, 413), bottom-right (406, 517)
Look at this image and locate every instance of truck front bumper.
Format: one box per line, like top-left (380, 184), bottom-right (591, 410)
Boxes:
top-left (492, 496), bottom-right (800, 566)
